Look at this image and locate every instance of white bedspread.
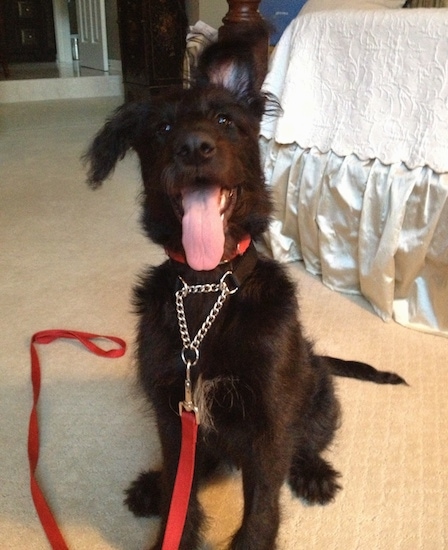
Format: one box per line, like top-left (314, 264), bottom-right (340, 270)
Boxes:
top-left (260, 9), bottom-right (448, 336)
top-left (261, 9), bottom-right (448, 173)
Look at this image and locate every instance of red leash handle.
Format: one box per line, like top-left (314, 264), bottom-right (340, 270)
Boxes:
top-left (29, 330), bottom-right (126, 550)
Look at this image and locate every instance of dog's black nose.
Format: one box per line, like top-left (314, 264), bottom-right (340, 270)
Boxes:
top-left (176, 132), bottom-right (216, 164)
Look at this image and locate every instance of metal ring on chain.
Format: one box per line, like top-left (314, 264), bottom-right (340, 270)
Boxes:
top-left (181, 346), bottom-right (199, 367)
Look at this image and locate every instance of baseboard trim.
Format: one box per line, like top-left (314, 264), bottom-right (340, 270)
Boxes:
top-left (0, 75), bottom-right (124, 103)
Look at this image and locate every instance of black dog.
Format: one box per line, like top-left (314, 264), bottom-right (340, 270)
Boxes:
top-left (84, 38), bottom-right (406, 550)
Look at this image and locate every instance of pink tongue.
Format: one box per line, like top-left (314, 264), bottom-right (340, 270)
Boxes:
top-left (182, 187), bottom-right (225, 271)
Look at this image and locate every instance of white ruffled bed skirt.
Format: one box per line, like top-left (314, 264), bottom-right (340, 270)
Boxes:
top-left (260, 138), bottom-right (448, 337)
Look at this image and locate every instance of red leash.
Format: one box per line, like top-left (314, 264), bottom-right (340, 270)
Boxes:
top-left (29, 329), bottom-right (198, 550)
top-left (161, 410), bottom-right (198, 550)
top-left (29, 330), bottom-right (126, 550)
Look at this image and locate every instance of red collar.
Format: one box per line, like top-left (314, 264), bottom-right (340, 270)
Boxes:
top-left (165, 235), bottom-right (252, 266)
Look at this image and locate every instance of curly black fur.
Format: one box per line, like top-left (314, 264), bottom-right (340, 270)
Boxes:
top-left (84, 36), bottom-right (406, 550)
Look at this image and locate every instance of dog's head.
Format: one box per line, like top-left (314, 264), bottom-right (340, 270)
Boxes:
top-left (84, 40), bottom-right (273, 271)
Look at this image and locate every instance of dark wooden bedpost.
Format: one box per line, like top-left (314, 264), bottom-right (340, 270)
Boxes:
top-left (219, 0), bottom-right (269, 89)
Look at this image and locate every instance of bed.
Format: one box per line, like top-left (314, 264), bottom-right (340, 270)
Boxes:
top-left (253, 3), bottom-right (448, 338)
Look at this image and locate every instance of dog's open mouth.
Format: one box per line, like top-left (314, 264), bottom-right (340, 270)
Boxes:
top-left (180, 186), bottom-right (237, 271)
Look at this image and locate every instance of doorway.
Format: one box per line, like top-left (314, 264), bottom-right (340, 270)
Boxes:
top-left (70, 0), bottom-right (109, 71)
top-left (55, 0), bottom-right (109, 71)
top-left (1, 0), bottom-right (111, 81)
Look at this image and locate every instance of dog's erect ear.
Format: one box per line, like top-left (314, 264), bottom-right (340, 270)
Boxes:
top-left (196, 40), bottom-right (265, 117)
top-left (83, 103), bottom-right (148, 188)
top-left (197, 41), bottom-right (255, 93)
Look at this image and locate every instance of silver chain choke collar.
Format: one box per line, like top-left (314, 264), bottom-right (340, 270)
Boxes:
top-left (175, 271), bottom-right (239, 423)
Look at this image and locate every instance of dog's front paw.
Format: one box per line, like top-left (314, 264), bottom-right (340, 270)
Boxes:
top-left (289, 455), bottom-right (342, 505)
top-left (124, 470), bottom-right (161, 517)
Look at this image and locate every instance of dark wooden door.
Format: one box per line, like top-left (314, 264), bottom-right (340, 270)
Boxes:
top-left (3, 0), bottom-right (56, 62)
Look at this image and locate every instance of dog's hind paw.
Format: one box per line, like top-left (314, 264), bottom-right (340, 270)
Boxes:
top-left (289, 455), bottom-right (342, 505)
top-left (124, 470), bottom-right (161, 517)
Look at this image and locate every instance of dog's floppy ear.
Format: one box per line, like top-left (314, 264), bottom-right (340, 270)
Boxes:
top-left (196, 40), bottom-right (265, 118)
top-left (83, 102), bottom-right (148, 188)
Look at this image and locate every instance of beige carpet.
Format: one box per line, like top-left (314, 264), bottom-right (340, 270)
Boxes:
top-left (1, 98), bottom-right (447, 550)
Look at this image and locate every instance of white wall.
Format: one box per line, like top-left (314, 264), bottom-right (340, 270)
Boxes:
top-left (52, 0), bottom-right (72, 64)
top-left (187, 0), bottom-right (228, 29)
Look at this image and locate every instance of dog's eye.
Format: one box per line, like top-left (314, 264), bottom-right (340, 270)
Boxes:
top-left (157, 122), bottom-right (172, 134)
top-left (216, 114), bottom-right (234, 127)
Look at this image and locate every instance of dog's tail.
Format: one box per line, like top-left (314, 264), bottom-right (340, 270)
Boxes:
top-left (323, 356), bottom-right (408, 385)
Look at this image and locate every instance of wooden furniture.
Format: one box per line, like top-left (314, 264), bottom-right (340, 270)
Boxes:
top-left (0, 5), bottom-right (10, 77)
top-left (2, 0), bottom-right (56, 63)
top-left (117, 0), bottom-right (188, 102)
top-left (117, 0), bottom-right (267, 101)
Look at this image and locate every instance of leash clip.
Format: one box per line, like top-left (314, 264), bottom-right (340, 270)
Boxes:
top-left (179, 361), bottom-right (200, 424)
